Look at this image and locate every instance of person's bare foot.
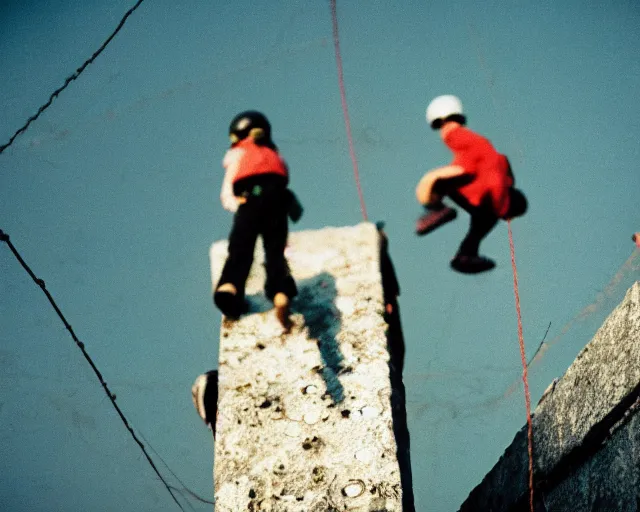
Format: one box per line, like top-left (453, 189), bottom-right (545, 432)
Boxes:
top-left (274, 292), bottom-right (292, 332)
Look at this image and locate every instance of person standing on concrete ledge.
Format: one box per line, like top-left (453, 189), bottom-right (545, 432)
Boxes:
top-left (214, 111), bottom-right (299, 328)
top-left (415, 95), bottom-right (528, 274)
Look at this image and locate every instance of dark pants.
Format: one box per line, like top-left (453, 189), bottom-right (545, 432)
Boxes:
top-left (217, 175), bottom-right (297, 301)
top-left (437, 177), bottom-right (527, 256)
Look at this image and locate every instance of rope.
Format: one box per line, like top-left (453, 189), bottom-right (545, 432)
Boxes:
top-left (329, 0), bottom-right (368, 221)
top-left (0, 0), bottom-right (146, 155)
top-left (469, 19), bottom-right (535, 507)
top-left (507, 220), bottom-right (535, 512)
top-left (0, 229), bottom-right (184, 511)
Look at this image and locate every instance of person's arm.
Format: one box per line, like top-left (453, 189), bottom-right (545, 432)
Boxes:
top-left (220, 167), bottom-right (238, 212)
top-left (220, 148), bottom-right (246, 212)
top-left (415, 165), bottom-right (465, 205)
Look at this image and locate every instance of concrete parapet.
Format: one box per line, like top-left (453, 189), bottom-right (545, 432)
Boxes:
top-left (459, 282), bottom-right (640, 511)
top-left (209, 223), bottom-right (412, 511)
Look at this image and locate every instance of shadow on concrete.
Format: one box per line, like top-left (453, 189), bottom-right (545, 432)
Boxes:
top-left (293, 272), bottom-right (345, 404)
top-left (240, 268), bottom-right (345, 406)
top-left (244, 291), bottom-right (274, 315)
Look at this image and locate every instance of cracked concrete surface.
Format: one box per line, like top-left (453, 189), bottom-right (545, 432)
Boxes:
top-left (459, 282), bottom-right (640, 512)
top-left (209, 223), bottom-right (402, 511)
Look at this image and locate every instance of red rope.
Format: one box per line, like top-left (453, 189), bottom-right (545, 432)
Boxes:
top-left (508, 220), bottom-right (535, 512)
top-left (329, 0), bottom-right (368, 221)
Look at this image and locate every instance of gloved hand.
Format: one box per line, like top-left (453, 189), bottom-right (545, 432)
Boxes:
top-left (287, 190), bottom-right (303, 223)
top-left (221, 181), bottom-right (242, 212)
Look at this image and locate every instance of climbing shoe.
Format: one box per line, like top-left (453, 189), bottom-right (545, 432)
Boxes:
top-left (416, 206), bottom-right (457, 236)
top-left (214, 283), bottom-right (245, 319)
top-left (450, 254), bottom-right (496, 274)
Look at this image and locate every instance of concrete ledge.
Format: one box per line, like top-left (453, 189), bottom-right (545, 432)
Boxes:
top-left (210, 223), bottom-right (406, 511)
top-left (459, 281), bottom-right (640, 511)
top-left (542, 405), bottom-right (640, 511)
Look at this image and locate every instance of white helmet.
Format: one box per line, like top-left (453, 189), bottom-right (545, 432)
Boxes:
top-left (426, 95), bottom-right (465, 129)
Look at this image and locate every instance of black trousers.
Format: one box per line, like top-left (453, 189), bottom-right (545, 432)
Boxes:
top-left (217, 175), bottom-right (297, 301)
top-left (436, 176), bottom-right (528, 256)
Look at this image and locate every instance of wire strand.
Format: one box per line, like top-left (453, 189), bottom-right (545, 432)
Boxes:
top-left (0, 0), bottom-right (146, 155)
top-left (499, 248), bottom-right (639, 403)
top-left (138, 431), bottom-right (215, 506)
top-left (329, 0), bottom-right (368, 221)
top-left (0, 229), bottom-right (184, 511)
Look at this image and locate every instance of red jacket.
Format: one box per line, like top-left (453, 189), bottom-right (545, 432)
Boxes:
top-left (445, 126), bottom-right (513, 218)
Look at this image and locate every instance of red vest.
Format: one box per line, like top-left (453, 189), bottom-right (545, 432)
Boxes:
top-left (231, 139), bottom-right (288, 184)
top-left (445, 126), bottom-right (513, 218)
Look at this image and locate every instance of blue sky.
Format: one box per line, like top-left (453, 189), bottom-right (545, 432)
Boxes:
top-left (1, 1), bottom-right (639, 510)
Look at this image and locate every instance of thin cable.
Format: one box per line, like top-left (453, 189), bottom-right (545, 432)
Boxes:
top-left (499, 248), bottom-right (640, 403)
top-left (530, 249), bottom-right (639, 367)
top-left (0, 229), bottom-right (184, 512)
top-left (138, 431), bottom-right (215, 506)
top-left (0, 0), bottom-right (146, 155)
top-left (329, 0), bottom-right (368, 221)
top-left (526, 321), bottom-right (551, 367)
top-left (166, 487), bottom-right (197, 512)
top-left (508, 220), bottom-right (535, 512)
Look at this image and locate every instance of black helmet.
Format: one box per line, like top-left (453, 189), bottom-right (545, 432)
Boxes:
top-left (229, 111), bottom-right (271, 143)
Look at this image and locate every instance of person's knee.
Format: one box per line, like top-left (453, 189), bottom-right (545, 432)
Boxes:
top-left (415, 174), bottom-right (433, 204)
top-left (507, 189), bottom-right (527, 219)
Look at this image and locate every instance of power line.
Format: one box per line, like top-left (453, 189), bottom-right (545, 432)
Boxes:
top-left (0, 229), bottom-right (184, 512)
top-left (0, 0), bottom-right (146, 156)
top-left (138, 431), bottom-right (215, 506)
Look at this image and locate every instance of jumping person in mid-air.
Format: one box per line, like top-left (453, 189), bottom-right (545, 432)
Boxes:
top-left (415, 95), bottom-right (528, 274)
top-left (214, 111), bottom-right (299, 328)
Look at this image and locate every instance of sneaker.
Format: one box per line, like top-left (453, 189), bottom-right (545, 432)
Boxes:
top-left (214, 283), bottom-right (245, 319)
top-left (450, 254), bottom-right (496, 274)
top-left (273, 292), bottom-right (292, 332)
top-left (416, 206), bottom-right (457, 236)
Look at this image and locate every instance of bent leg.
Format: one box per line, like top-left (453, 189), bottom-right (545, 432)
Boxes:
top-left (457, 206), bottom-right (498, 257)
top-left (261, 199), bottom-right (297, 302)
top-left (415, 176), bottom-right (469, 236)
top-left (449, 201), bottom-right (498, 273)
top-left (451, 214), bottom-right (497, 275)
top-left (217, 204), bottom-right (259, 298)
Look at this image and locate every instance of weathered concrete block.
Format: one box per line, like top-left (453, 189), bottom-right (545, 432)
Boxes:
top-left (459, 281), bottom-right (640, 511)
top-left (543, 408), bottom-right (640, 511)
top-left (209, 223), bottom-right (406, 511)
